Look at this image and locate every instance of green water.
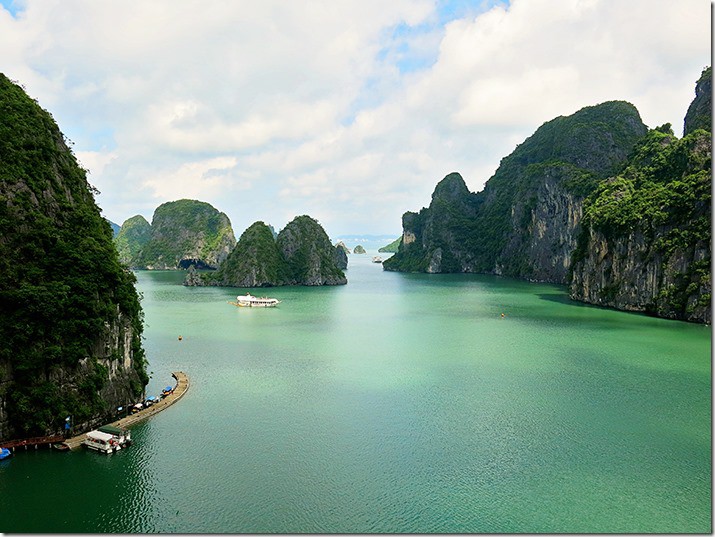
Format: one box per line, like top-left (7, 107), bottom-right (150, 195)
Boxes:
top-left (1, 252), bottom-right (711, 533)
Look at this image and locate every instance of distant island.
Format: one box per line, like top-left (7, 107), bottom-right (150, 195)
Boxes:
top-left (115, 199), bottom-right (236, 270)
top-left (385, 67), bottom-right (711, 323)
top-left (186, 215), bottom-right (347, 287)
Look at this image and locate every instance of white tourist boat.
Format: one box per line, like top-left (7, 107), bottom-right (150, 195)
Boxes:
top-left (82, 430), bottom-right (122, 454)
top-left (236, 293), bottom-right (281, 308)
top-left (372, 256), bottom-right (383, 263)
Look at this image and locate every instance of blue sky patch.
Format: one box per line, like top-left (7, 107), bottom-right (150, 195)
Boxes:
top-left (0, 0), bottom-right (24, 17)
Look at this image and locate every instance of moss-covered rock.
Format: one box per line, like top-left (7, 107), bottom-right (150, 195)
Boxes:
top-left (210, 221), bottom-right (287, 287)
top-left (385, 101), bottom-right (648, 277)
top-left (384, 70), bottom-right (711, 323)
top-left (334, 243), bottom-right (348, 270)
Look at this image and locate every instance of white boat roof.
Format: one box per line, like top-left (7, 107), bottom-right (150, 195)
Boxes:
top-left (86, 430), bottom-right (114, 441)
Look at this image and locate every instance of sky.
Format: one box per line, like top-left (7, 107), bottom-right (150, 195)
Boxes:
top-left (0, 0), bottom-right (711, 238)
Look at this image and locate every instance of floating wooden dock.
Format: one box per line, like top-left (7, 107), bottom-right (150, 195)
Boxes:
top-left (64, 371), bottom-right (190, 451)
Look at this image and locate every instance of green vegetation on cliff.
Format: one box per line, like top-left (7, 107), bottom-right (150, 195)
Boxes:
top-left (574, 123), bottom-right (711, 320)
top-left (385, 68), bottom-right (711, 322)
top-left (0, 74), bottom-right (147, 438)
top-left (120, 199), bottom-right (236, 269)
top-left (211, 221), bottom-right (287, 287)
top-left (114, 215), bottom-right (151, 266)
top-left (277, 216), bottom-right (347, 285)
top-left (187, 215), bottom-right (346, 287)
top-left (378, 237), bottom-right (402, 253)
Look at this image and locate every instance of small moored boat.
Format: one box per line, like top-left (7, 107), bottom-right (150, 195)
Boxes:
top-left (0, 447), bottom-right (12, 460)
top-left (235, 293), bottom-right (281, 308)
top-left (82, 430), bottom-right (121, 454)
top-left (372, 256), bottom-right (383, 263)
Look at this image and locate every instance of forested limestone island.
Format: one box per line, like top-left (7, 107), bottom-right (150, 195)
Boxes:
top-left (186, 215), bottom-right (347, 287)
top-left (378, 237), bottom-right (402, 253)
top-left (0, 74), bottom-right (149, 440)
top-left (353, 245), bottom-right (367, 254)
top-left (334, 242), bottom-right (349, 270)
top-left (384, 67), bottom-right (711, 323)
top-left (115, 199), bottom-right (236, 270)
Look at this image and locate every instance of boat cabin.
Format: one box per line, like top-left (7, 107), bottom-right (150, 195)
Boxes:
top-left (97, 425), bottom-right (132, 447)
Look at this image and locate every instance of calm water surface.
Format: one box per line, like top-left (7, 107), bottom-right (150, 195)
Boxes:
top-left (1, 250), bottom-right (711, 533)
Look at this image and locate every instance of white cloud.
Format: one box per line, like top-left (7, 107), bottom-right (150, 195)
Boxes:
top-left (143, 156), bottom-right (241, 201)
top-left (0, 0), bottom-right (710, 235)
top-left (75, 150), bottom-right (118, 177)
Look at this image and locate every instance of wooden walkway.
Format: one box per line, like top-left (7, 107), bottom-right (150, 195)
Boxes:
top-left (0, 434), bottom-right (65, 452)
top-left (64, 371), bottom-right (190, 450)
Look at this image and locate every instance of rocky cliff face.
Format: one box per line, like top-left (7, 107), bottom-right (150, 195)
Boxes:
top-left (186, 215), bottom-right (347, 287)
top-left (334, 243), bottom-right (348, 270)
top-left (277, 216), bottom-right (348, 285)
top-left (210, 221), bottom-right (286, 287)
top-left (125, 199), bottom-right (236, 269)
top-left (570, 114), bottom-right (711, 322)
top-left (570, 224), bottom-right (710, 322)
top-left (385, 70), bottom-right (711, 323)
top-left (684, 67), bottom-right (712, 136)
top-left (0, 74), bottom-right (148, 440)
top-left (385, 101), bottom-right (647, 279)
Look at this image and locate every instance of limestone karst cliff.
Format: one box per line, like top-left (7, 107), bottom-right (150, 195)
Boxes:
top-left (186, 215), bottom-right (347, 287)
top-left (385, 100), bottom-right (648, 280)
top-left (384, 69), bottom-right (711, 323)
top-left (209, 221), bottom-right (287, 287)
top-left (118, 199), bottom-right (236, 270)
top-left (0, 74), bottom-right (148, 439)
top-left (570, 68), bottom-right (712, 323)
